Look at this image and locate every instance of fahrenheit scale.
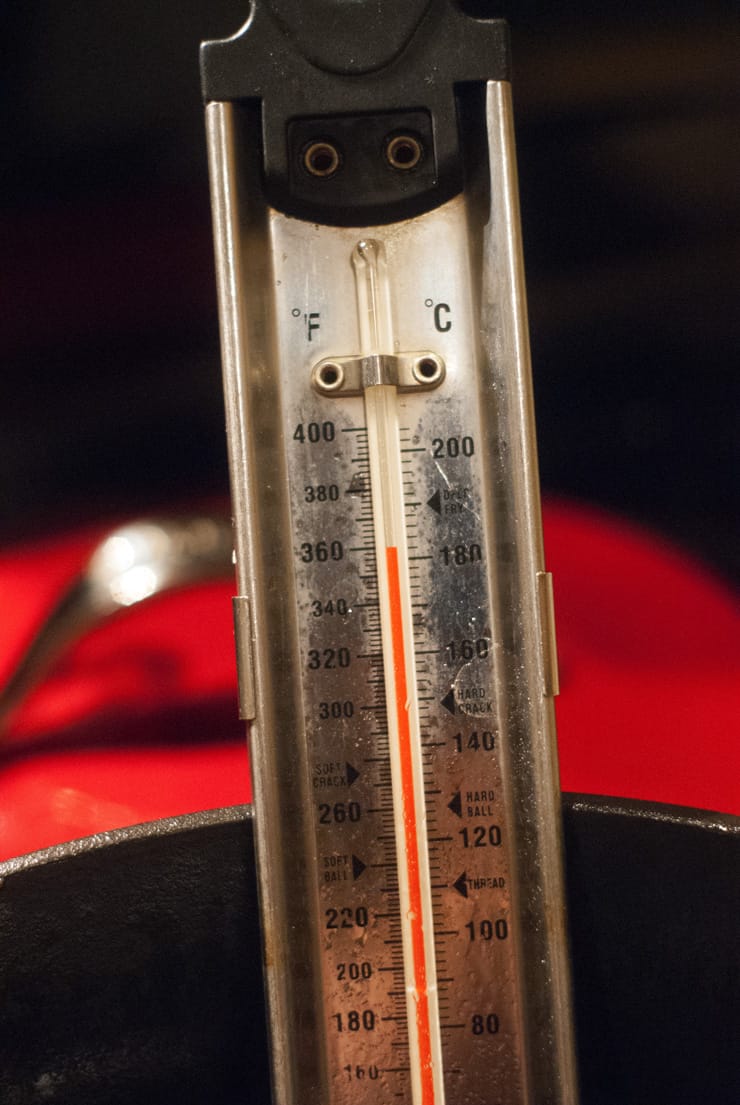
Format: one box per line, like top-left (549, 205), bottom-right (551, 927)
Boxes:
top-left (202, 3), bottom-right (578, 1104)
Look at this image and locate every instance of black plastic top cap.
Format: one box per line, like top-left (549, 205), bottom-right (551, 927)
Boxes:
top-left (200, 0), bottom-right (510, 105)
top-left (200, 0), bottom-right (510, 225)
top-left (261, 0), bottom-right (435, 76)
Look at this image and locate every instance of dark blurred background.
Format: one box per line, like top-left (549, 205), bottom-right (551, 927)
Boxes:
top-left (1, 1), bottom-right (738, 581)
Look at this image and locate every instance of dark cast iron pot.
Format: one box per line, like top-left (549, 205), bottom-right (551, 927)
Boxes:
top-left (1, 795), bottom-right (738, 1105)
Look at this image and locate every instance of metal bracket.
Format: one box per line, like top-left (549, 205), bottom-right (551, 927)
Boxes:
top-left (312, 350), bottom-right (445, 396)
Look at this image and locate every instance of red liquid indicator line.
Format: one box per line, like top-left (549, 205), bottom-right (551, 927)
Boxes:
top-left (386, 544), bottom-right (436, 1105)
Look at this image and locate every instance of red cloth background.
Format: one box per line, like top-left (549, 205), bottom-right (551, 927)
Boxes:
top-left (0, 501), bottom-right (737, 861)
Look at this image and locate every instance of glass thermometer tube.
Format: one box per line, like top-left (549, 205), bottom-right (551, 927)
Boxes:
top-left (355, 240), bottom-right (445, 1105)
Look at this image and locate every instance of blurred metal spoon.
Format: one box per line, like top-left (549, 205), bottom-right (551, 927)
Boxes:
top-left (0, 515), bottom-right (234, 734)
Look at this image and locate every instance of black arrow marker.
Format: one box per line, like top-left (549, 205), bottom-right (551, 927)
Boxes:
top-left (352, 855), bottom-right (366, 881)
top-left (453, 872), bottom-right (468, 899)
top-left (441, 689), bottom-right (456, 715)
top-left (427, 488), bottom-right (442, 515)
top-left (448, 791), bottom-right (462, 818)
top-left (346, 762), bottom-right (360, 787)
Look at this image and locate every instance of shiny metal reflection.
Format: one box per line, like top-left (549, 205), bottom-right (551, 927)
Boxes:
top-left (0, 515), bottom-right (234, 734)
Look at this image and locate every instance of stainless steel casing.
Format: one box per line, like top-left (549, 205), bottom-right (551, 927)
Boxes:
top-left (206, 83), bottom-right (578, 1104)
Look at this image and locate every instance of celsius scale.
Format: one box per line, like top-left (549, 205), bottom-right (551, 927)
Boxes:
top-left (201, 2), bottom-right (578, 1102)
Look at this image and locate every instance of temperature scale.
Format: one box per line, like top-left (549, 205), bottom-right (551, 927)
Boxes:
top-left (202, 3), bottom-right (578, 1103)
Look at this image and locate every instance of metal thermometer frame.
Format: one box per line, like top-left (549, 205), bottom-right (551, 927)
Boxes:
top-left (206, 83), bottom-right (578, 1105)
